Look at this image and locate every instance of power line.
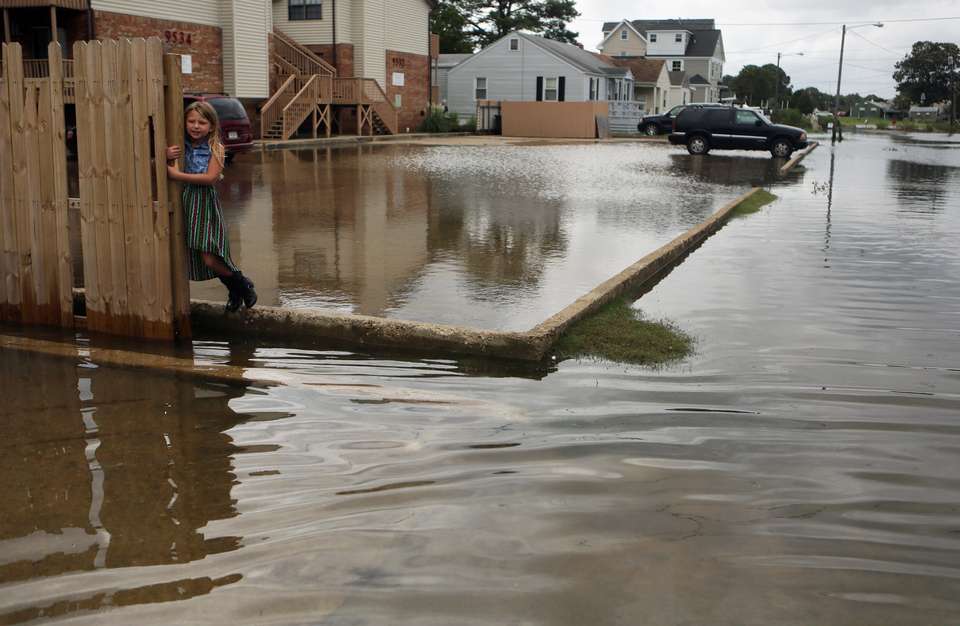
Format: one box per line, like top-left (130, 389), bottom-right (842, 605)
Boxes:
top-left (848, 30), bottom-right (904, 56)
top-left (578, 15), bottom-right (960, 26)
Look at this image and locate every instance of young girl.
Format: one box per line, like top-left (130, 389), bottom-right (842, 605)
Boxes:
top-left (166, 101), bottom-right (256, 312)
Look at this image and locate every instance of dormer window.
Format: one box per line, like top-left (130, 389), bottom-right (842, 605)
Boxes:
top-left (509, 38), bottom-right (519, 51)
top-left (620, 29), bottom-right (628, 40)
top-left (675, 33), bottom-right (682, 43)
top-left (649, 33), bottom-right (657, 42)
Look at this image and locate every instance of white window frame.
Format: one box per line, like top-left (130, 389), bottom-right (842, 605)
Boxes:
top-left (544, 77), bottom-right (558, 101)
top-left (620, 29), bottom-right (628, 40)
top-left (671, 60), bottom-right (683, 72)
top-left (509, 38), bottom-right (519, 51)
top-left (474, 76), bottom-right (487, 100)
top-left (588, 77), bottom-right (599, 101)
top-left (674, 33), bottom-right (682, 43)
top-left (649, 33), bottom-right (657, 42)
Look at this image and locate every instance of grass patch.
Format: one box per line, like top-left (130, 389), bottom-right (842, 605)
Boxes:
top-left (732, 189), bottom-right (778, 217)
top-left (553, 296), bottom-right (694, 366)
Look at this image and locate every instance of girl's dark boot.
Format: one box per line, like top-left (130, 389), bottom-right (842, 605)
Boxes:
top-left (219, 275), bottom-right (243, 312)
top-left (237, 272), bottom-right (257, 309)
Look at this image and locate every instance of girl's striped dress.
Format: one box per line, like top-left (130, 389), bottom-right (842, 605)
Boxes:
top-left (181, 139), bottom-right (239, 281)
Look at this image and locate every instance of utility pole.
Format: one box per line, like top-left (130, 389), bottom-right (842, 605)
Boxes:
top-left (832, 23), bottom-right (883, 144)
top-left (832, 26), bottom-right (847, 144)
top-left (775, 51), bottom-right (803, 112)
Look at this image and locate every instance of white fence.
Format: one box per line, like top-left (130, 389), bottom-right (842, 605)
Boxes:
top-left (608, 101), bottom-right (645, 134)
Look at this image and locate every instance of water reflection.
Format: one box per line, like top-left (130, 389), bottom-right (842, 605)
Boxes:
top-left (198, 142), bottom-right (749, 330)
top-left (0, 348), bottom-right (253, 621)
top-left (886, 159), bottom-right (958, 213)
top-left (669, 153), bottom-right (783, 186)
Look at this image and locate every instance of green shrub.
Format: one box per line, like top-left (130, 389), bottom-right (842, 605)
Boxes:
top-left (772, 108), bottom-right (812, 131)
top-left (461, 115), bottom-right (477, 132)
top-left (876, 119), bottom-right (889, 130)
top-left (896, 120), bottom-right (916, 131)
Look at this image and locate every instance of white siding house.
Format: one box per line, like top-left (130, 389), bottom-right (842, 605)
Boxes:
top-left (446, 32), bottom-right (633, 118)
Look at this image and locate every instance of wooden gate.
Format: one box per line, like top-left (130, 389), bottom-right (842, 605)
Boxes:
top-left (0, 39), bottom-right (190, 340)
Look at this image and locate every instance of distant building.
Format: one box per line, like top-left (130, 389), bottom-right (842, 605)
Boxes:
top-left (608, 57), bottom-right (670, 113)
top-left (599, 19), bottom-right (725, 103)
top-left (436, 53), bottom-right (473, 104)
top-left (852, 99), bottom-right (898, 119)
top-left (908, 104), bottom-right (947, 121)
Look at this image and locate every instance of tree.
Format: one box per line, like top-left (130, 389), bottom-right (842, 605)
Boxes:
top-left (790, 88), bottom-right (819, 114)
top-left (893, 41), bottom-right (960, 105)
top-left (431, 1), bottom-right (474, 53)
top-left (431, 0), bottom-right (580, 51)
top-left (730, 64), bottom-right (786, 106)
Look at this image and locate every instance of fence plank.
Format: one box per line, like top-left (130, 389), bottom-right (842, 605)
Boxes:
top-left (131, 38), bottom-right (160, 335)
top-left (102, 39), bottom-right (130, 335)
top-left (146, 37), bottom-right (173, 339)
top-left (118, 39), bottom-right (143, 337)
top-left (88, 40), bottom-right (117, 332)
top-left (74, 41), bottom-right (102, 328)
top-left (163, 52), bottom-right (191, 339)
top-left (7, 44), bottom-right (38, 322)
top-left (0, 44), bottom-right (20, 322)
top-left (47, 42), bottom-right (73, 328)
top-left (35, 81), bottom-right (60, 324)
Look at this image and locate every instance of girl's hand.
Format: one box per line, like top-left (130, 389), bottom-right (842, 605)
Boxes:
top-left (166, 145), bottom-right (181, 161)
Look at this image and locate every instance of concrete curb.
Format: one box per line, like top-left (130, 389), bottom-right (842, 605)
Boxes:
top-left (190, 187), bottom-right (764, 361)
top-left (779, 141), bottom-right (819, 176)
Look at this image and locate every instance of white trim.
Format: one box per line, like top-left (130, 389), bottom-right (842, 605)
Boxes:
top-left (474, 76), bottom-right (487, 100)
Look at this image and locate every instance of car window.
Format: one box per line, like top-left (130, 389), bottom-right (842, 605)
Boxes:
top-left (735, 110), bottom-right (760, 125)
top-left (704, 109), bottom-right (729, 124)
top-left (668, 105), bottom-right (685, 117)
top-left (208, 98), bottom-right (248, 121)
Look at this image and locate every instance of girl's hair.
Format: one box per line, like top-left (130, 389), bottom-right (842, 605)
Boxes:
top-left (184, 100), bottom-right (225, 167)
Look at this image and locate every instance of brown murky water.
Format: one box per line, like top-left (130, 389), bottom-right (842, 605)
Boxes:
top-left (191, 142), bottom-right (774, 330)
top-left (4, 133), bottom-right (960, 625)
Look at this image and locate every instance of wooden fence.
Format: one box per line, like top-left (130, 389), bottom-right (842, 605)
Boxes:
top-left (0, 39), bottom-right (190, 340)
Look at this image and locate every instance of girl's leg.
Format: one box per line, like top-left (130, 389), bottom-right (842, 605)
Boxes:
top-left (201, 252), bottom-right (234, 278)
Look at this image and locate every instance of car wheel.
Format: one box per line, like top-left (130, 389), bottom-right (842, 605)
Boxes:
top-left (644, 123), bottom-right (659, 136)
top-left (687, 135), bottom-right (709, 155)
top-left (770, 138), bottom-right (793, 159)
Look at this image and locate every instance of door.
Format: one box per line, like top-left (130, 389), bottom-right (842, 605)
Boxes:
top-left (731, 109), bottom-right (768, 149)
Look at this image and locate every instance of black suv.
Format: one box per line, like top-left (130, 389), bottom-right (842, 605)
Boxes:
top-left (637, 103), bottom-right (726, 136)
top-left (668, 106), bottom-right (808, 158)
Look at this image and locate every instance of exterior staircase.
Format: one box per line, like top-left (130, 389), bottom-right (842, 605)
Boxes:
top-left (261, 29), bottom-right (398, 140)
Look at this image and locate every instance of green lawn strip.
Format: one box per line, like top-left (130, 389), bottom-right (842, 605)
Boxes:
top-left (553, 296), bottom-right (694, 366)
top-left (732, 189), bottom-right (778, 217)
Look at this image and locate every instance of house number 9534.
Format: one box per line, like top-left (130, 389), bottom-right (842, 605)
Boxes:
top-left (164, 30), bottom-right (194, 45)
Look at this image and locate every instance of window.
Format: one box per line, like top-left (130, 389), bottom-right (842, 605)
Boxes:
top-left (588, 77), bottom-right (599, 101)
top-left (672, 60), bottom-right (682, 72)
top-left (394, 94), bottom-right (402, 108)
top-left (544, 77), bottom-right (558, 101)
top-left (675, 33), bottom-right (682, 43)
top-left (649, 33), bottom-right (657, 42)
top-left (509, 38), bottom-right (519, 51)
top-left (475, 77), bottom-right (487, 100)
top-left (620, 29), bottom-right (628, 40)
top-left (736, 110), bottom-right (760, 125)
top-left (288, 0), bottom-right (321, 20)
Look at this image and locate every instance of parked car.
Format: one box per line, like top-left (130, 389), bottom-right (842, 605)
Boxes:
top-left (637, 103), bottom-right (728, 136)
top-left (668, 106), bottom-right (808, 158)
top-left (183, 94), bottom-right (253, 162)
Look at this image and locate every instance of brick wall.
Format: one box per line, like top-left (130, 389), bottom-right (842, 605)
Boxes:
top-left (304, 43), bottom-right (354, 78)
top-left (94, 10), bottom-right (223, 94)
top-left (385, 50), bottom-right (430, 132)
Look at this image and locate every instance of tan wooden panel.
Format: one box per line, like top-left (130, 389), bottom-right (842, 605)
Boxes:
top-left (7, 45), bottom-right (37, 322)
top-left (47, 42), bottom-right (73, 327)
top-left (35, 81), bottom-right (61, 324)
top-left (0, 45), bottom-right (19, 321)
top-left (102, 39), bottom-right (131, 335)
top-left (74, 41), bottom-right (102, 327)
top-left (117, 38), bottom-right (143, 337)
top-left (146, 37), bottom-right (173, 339)
top-left (163, 53), bottom-right (190, 339)
top-left (88, 40), bottom-right (116, 333)
top-left (130, 37), bottom-right (160, 334)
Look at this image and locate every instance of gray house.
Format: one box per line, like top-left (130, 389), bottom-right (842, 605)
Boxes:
top-left (435, 53), bottom-right (473, 105)
top-left (446, 32), bottom-right (634, 119)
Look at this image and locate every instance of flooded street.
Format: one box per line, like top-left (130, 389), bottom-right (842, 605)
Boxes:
top-left (192, 142), bottom-right (762, 330)
top-left (3, 132), bottom-right (960, 625)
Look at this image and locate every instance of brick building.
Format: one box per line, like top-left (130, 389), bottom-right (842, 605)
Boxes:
top-left (1, 0), bottom-right (435, 134)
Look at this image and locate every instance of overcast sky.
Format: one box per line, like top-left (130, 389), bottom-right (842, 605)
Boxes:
top-left (568, 0), bottom-right (960, 99)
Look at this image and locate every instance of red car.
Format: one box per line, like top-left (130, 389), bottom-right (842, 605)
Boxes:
top-left (183, 94), bottom-right (253, 162)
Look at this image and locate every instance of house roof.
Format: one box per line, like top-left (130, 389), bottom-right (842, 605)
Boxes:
top-left (438, 53), bottom-right (473, 68)
top-left (598, 19), bottom-right (647, 49)
top-left (518, 32), bottom-right (628, 76)
top-left (688, 73), bottom-right (710, 85)
top-left (668, 71), bottom-right (688, 87)
top-left (607, 57), bottom-right (666, 83)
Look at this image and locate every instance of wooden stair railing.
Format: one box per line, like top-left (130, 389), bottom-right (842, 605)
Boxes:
top-left (281, 74), bottom-right (320, 139)
top-left (272, 29), bottom-right (336, 77)
top-left (360, 78), bottom-right (398, 135)
top-left (260, 73), bottom-right (297, 138)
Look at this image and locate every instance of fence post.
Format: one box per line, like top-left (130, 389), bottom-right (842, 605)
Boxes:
top-left (163, 52), bottom-right (191, 339)
top-left (47, 42), bottom-right (73, 327)
top-left (0, 43), bottom-right (22, 322)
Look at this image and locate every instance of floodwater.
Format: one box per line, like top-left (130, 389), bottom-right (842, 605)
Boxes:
top-left (191, 142), bottom-right (772, 330)
top-left (3, 132), bottom-right (960, 625)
